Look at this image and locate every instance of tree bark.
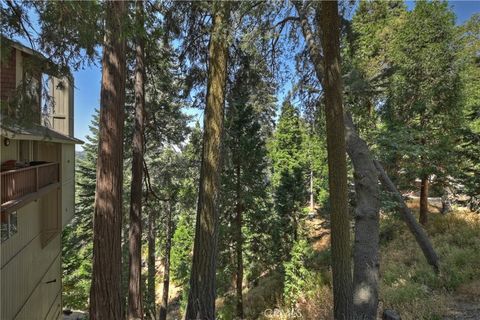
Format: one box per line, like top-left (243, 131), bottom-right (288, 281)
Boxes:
top-left (318, 2), bottom-right (353, 319)
top-left (374, 160), bottom-right (439, 271)
top-left (419, 176), bottom-right (429, 225)
top-left (89, 1), bottom-right (126, 319)
top-left (441, 186), bottom-right (453, 214)
top-left (185, 3), bottom-right (230, 319)
top-left (159, 202), bottom-right (173, 320)
top-left (147, 207), bottom-right (157, 319)
top-left (344, 114), bottom-right (380, 320)
top-left (295, 2), bottom-right (439, 318)
top-left (298, 2), bottom-right (381, 317)
top-left (122, 215), bottom-right (130, 318)
top-left (234, 163), bottom-right (244, 319)
top-left (128, 2), bottom-right (146, 319)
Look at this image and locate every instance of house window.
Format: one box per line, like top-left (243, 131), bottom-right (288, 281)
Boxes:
top-left (1, 211), bottom-right (17, 242)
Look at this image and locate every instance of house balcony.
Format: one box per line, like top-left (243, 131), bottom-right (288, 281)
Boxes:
top-left (1, 162), bottom-right (60, 212)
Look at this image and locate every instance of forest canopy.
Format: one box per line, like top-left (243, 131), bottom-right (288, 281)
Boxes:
top-left (1, 0), bottom-right (479, 319)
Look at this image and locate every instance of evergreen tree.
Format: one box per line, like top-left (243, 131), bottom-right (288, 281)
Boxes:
top-left (89, 2), bottom-right (127, 318)
top-left (269, 101), bottom-right (308, 261)
top-left (170, 123), bottom-right (203, 311)
top-left (185, 2), bottom-right (231, 318)
top-left (457, 14), bottom-right (480, 211)
top-left (127, 2), bottom-right (146, 319)
top-left (344, 0), bottom-right (407, 138)
top-left (62, 111), bottom-right (99, 310)
top-left (382, 0), bottom-right (462, 225)
top-left (217, 55), bottom-right (276, 317)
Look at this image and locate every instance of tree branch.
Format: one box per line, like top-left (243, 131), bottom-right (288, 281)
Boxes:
top-left (292, 0), bottom-right (324, 83)
top-left (5, 0), bottom-right (36, 49)
top-left (143, 159), bottom-right (171, 202)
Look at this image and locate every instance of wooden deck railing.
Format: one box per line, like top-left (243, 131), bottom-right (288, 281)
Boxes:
top-left (1, 162), bottom-right (60, 208)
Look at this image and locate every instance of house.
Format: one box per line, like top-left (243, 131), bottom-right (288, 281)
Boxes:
top-left (1, 38), bottom-right (83, 319)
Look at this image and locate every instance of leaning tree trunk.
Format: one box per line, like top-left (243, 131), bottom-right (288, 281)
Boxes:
top-left (344, 114), bottom-right (380, 320)
top-left (147, 206), bottom-right (157, 319)
top-left (318, 2), bottom-right (353, 319)
top-left (419, 176), bottom-right (429, 225)
top-left (234, 163), bottom-right (244, 319)
top-left (128, 1), bottom-right (146, 319)
top-left (295, 1), bottom-right (439, 318)
top-left (374, 161), bottom-right (439, 271)
top-left (185, 2), bottom-right (230, 319)
top-left (159, 201), bottom-right (173, 320)
top-left (89, 1), bottom-right (126, 319)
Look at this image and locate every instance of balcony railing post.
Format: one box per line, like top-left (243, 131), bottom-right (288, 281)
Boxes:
top-left (36, 166), bottom-right (39, 192)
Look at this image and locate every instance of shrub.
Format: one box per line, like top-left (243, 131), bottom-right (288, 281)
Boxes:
top-left (283, 238), bottom-right (315, 305)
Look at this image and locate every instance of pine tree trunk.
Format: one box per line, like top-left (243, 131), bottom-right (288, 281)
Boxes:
top-left (147, 207), bottom-right (157, 319)
top-left (159, 202), bottom-right (173, 320)
top-left (319, 2), bottom-right (353, 319)
top-left (122, 215), bottom-right (130, 318)
top-left (420, 176), bottom-right (429, 225)
top-left (296, 4), bottom-right (438, 318)
top-left (297, 2), bottom-right (379, 318)
top-left (128, 2), bottom-right (145, 319)
top-left (89, 2), bottom-right (126, 319)
top-left (185, 2), bottom-right (229, 319)
top-left (234, 163), bottom-right (244, 319)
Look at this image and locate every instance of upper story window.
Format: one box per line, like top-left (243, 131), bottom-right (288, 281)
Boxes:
top-left (1, 211), bottom-right (17, 242)
top-left (1, 38), bottom-right (76, 139)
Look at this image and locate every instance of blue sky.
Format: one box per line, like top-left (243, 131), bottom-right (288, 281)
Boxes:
top-left (68, 1), bottom-right (479, 151)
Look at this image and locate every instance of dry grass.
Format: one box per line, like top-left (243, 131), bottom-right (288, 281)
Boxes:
top-left (379, 207), bottom-right (480, 319)
top-left (242, 271), bottom-right (284, 319)
top-left (221, 203), bottom-right (480, 320)
top-left (456, 280), bottom-right (480, 301)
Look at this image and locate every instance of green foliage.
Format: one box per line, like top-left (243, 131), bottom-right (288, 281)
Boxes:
top-left (217, 53), bottom-right (277, 297)
top-left (455, 14), bottom-right (480, 205)
top-left (36, 1), bottom-right (102, 70)
top-left (62, 111), bottom-right (98, 310)
top-left (343, 0), bottom-right (406, 139)
top-left (375, 1), bottom-right (462, 190)
top-left (169, 124), bottom-right (202, 311)
top-left (283, 238), bottom-right (315, 306)
top-left (457, 14), bottom-right (480, 134)
top-left (171, 213), bottom-right (195, 286)
top-left (269, 101), bottom-right (309, 260)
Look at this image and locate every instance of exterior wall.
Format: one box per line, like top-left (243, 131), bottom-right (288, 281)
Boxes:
top-left (37, 141), bottom-right (61, 163)
top-left (15, 50), bottom-right (23, 87)
top-left (1, 41), bottom-right (78, 320)
top-left (61, 144), bottom-right (75, 226)
top-left (1, 201), bottom-right (61, 320)
top-left (1, 139), bottom-right (18, 162)
top-left (1, 46), bottom-right (42, 123)
top-left (49, 77), bottom-right (74, 137)
top-left (0, 47), bottom-right (16, 101)
top-left (1, 140), bottom-right (70, 319)
top-left (41, 188), bottom-right (61, 245)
